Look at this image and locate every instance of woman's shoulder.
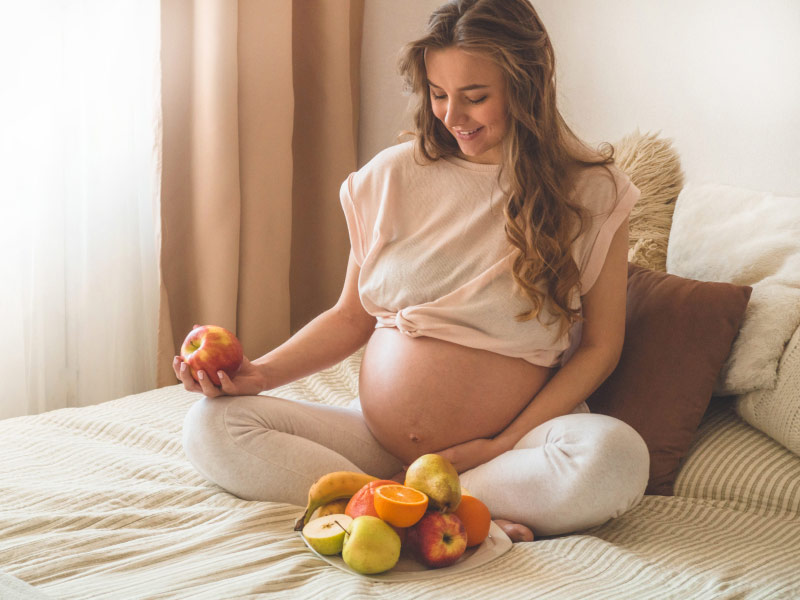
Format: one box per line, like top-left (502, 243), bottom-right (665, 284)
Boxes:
top-left (571, 161), bottom-right (631, 190)
top-left (359, 140), bottom-right (418, 175)
top-left (345, 140), bottom-right (421, 202)
top-left (569, 162), bottom-right (636, 214)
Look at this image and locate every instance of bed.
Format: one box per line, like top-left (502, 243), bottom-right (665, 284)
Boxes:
top-left (3, 132), bottom-right (799, 599)
top-left (1, 356), bottom-right (799, 599)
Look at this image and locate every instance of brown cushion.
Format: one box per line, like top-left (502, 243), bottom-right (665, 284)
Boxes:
top-left (587, 263), bottom-right (752, 495)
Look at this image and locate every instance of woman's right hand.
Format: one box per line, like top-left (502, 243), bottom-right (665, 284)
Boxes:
top-left (173, 355), bottom-right (267, 398)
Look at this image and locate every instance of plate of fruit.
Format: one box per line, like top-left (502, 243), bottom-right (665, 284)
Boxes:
top-left (295, 454), bottom-right (513, 581)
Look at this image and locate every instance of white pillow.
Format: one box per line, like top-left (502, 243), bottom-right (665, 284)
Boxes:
top-left (666, 183), bottom-right (800, 395)
top-left (737, 324), bottom-right (800, 456)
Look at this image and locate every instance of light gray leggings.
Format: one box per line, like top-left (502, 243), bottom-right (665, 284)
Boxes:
top-left (182, 394), bottom-right (649, 536)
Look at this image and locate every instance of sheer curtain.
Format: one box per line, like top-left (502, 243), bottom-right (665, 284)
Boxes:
top-left (0, 0), bottom-right (161, 419)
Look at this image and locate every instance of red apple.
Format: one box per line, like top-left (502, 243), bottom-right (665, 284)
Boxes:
top-left (180, 325), bottom-right (243, 386)
top-left (406, 511), bottom-right (467, 568)
top-left (346, 480), bottom-right (407, 543)
top-left (345, 480), bottom-right (397, 519)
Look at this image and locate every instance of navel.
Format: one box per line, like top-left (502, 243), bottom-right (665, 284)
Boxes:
top-left (408, 432), bottom-right (421, 443)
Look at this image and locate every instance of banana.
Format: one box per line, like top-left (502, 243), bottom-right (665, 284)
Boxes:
top-left (294, 471), bottom-right (377, 530)
top-left (313, 498), bottom-right (350, 520)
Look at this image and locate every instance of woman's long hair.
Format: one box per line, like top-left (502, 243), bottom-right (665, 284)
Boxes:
top-left (398, 0), bottom-right (615, 333)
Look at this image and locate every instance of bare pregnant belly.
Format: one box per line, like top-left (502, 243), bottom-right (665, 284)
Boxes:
top-left (358, 328), bottom-right (554, 464)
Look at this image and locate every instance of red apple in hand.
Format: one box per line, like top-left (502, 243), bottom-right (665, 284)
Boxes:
top-left (406, 511), bottom-right (467, 568)
top-left (180, 325), bottom-right (243, 386)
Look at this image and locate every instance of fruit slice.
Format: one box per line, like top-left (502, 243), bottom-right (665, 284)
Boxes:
top-left (302, 513), bottom-right (353, 555)
top-left (452, 494), bottom-right (491, 547)
top-left (345, 479), bottom-right (397, 519)
top-left (374, 484), bottom-right (429, 528)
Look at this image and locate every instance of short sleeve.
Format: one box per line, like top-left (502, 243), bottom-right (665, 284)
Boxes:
top-left (339, 172), bottom-right (368, 266)
top-left (572, 166), bottom-right (640, 294)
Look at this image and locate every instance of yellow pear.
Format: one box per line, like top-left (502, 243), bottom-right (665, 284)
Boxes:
top-left (342, 516), bottom-right (401, 574)
top-left (404, 453), bottom-right (461, 512)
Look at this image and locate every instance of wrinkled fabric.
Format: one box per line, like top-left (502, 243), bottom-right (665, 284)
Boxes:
top-left (340, 141), bottom-right (639, 367)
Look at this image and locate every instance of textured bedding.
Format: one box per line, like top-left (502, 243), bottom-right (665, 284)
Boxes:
top-left (1, 351), bottom-right (799, 599)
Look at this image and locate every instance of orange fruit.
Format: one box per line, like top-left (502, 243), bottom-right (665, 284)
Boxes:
top-left (345, 480), bottom-right (397, 519)
top-left (452, 494), bottom-right (491, 547)
top-left (373, 484), bottom-right (429, 528)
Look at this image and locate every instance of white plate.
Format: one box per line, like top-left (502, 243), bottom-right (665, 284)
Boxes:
top-left (300, 520), bottom-right (512, 582)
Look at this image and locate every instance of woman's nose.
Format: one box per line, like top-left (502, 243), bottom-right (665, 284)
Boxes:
top-left (443, 101), bottom-right (465, 127)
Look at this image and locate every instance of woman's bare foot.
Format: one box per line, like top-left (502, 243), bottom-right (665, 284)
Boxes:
top-left (495, 519), bottom-right (534, 542)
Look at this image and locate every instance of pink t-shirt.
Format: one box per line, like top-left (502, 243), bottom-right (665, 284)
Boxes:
top-left (339, 141), bottom-right (639, 368)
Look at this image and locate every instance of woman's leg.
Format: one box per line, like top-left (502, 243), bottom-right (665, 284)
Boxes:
top-left (182, 395), bottom-right (404, 506)
top-left (459, 413), bottom-right (649, 537)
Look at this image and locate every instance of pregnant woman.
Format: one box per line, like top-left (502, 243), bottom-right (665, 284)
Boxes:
top-left (179, 0), bottom-right (649, 541)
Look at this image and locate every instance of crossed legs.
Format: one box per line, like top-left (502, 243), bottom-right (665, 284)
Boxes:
top-left (182, 395), bottom-right (648, 538)
top-left (182, 395), bottom-right (403, 505)
top-left (459, 413), bottom-right (649, 537)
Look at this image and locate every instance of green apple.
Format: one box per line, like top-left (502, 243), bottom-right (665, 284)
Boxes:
top-left (302, 514), bottom-right (353, 555)
top-left (341, 515), bottom-right (401, 575)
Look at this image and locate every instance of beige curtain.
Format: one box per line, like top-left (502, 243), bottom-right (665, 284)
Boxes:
top-left (157, 0), bottom-right (363, 387)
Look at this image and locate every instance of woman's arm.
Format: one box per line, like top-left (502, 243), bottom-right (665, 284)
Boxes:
top-left (252, 251), bottom-right (376, 389)
top-left (495, 217), bottom-right (629, 447)
top-left (175, 251), bottom-right (376, 396)
top-left (438, 218), bottom-right (629, 472)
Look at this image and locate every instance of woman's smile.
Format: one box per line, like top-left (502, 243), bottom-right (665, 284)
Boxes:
top-left (424, 47), bottom-right (509, 165)
top-left (453, 127), bottom-right (483, 140)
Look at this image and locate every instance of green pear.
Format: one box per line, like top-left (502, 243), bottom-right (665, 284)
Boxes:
top-left (341, 515), bottom-right (401, 575)
top-left (404, 453), bottom-right (462, 512)
top-left (302, 514), bottom-right (353, 555)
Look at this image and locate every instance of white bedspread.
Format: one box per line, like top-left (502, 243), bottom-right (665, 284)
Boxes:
top-left (1, 352), bottom-right (799, 599)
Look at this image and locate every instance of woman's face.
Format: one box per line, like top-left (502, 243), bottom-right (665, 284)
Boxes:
top-left (424, 47), bottom-right (509, 164)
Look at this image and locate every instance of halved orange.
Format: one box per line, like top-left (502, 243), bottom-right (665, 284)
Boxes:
top-left (452, 494), bottom-right (491, 547)
top-left (373, 484), bottom-right (429, 528)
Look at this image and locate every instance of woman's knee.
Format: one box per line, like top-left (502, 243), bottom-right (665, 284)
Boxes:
top-left (536, 414), bottom-right (649, 534)
top-left (571, 415), bottom-right (649, 519)
top-left (600, 415), bottom-right (648, 480)
top-left (182, 395), bottom-right (241, 481)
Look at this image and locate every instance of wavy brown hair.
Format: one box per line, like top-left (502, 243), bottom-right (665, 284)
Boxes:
top-left (398, 0), bottom-right (616, 333)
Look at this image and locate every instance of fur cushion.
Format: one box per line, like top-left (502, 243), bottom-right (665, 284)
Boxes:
top-left (666, 183), bottom-right (800, 395)
top-left (612, 130), bottom-right (685, 272)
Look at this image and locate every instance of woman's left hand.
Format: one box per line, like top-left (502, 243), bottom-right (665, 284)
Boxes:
top-left (436, 437), bottom-right (511, 474)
